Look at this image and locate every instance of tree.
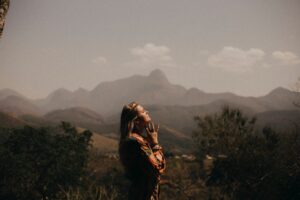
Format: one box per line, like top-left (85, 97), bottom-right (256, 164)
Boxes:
top-left (193, 106), bottom-right (300, 200)
top-left (0, 0), bottom-right (10, 38)
top-left (193, 106), bottom-right (256, 160)
top-left (0, 122), bottom-right (92, 200)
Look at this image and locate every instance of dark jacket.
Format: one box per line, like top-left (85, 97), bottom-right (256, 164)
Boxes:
top-left (119, 133), bottom-right (166, 200)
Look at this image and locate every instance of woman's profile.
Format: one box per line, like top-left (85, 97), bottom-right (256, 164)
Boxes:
top-left (119, 101), bottom-right (166, 200)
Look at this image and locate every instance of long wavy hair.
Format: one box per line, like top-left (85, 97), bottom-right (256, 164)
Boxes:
top-left (118, 102), bottom-right (140, 168)
top-left (119, 101), bottom-right (139, 145)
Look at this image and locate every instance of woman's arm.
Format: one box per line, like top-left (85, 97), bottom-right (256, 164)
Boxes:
top-left (140, 141), bottom-right (166, 175)
top-left (130, 134), bottom-right (166, 179)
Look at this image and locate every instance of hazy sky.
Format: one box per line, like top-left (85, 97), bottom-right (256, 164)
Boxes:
top-left (0, 0), bottom-right (300, 99)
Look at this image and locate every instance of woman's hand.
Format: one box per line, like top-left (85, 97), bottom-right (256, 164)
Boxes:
top-left (145, 122), bottom-right (159, 145)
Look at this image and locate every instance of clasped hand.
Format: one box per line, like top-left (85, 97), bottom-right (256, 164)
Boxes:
top-left (145, 122), bottom-right (159, 145)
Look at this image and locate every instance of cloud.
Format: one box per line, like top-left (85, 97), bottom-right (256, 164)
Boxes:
top-left (92, 56), bottom-right (107, 64)
top-left (207, 46), bottom-right (265, 72)
top-left (130, 43), bottom-right (175, 67)
top-left (272, 51), bottom-right (300, 66)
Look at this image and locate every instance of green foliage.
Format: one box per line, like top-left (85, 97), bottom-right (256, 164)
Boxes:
top-left (193, 106), bottom-right (300, 200)
top-left (160, 158), bottom-right (206, 200)
top-left (2, 106), bottom-right (299, 199)
top-left (0, 122), bottom-right (92, 200)
top-left (0, 0), bottom-right (10, 38)
top-left (193, 106), bottom-right (256, 159)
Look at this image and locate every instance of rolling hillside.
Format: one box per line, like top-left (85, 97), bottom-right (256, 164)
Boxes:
top-left (0, 112), bottom-right (27, 128)
top-left (44, 107), bottom-right (105, 124)
top-left (76, 127), bottom-right (118, 153)
top-left (0, 95), bottom-right (42, 116)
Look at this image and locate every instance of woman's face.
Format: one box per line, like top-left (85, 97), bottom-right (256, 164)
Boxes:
top-left (135, 105), bottom-right (151, 125)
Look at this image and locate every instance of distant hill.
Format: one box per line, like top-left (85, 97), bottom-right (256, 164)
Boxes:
top-left (157, 124), bottom-right (193, 153)
top-left (0, 112), bottom-right (27, 128)
top-left (18, 114), bottom-right (54, 127)
top-left (255, 109), bottom-right (300, 132)
top-left (76, 127), bottom-right (118, 153)
top-left (35, 88), bottom-right (90, 112)
top-left (0, 95), bottom-right (42, 116)
top-left (0, 88), bottom-right (25, 100)
top-left (44, 107), bottom-right (105, 129)
top-left (258, 87), bottom-right (299, 111)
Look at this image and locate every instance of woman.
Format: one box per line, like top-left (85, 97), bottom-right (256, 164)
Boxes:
top-left (119, 101), bottom-right (166, 200)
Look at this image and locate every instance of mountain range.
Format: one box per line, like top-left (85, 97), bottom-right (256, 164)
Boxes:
top-left (0, 69), bottom-right (299, 117)
top-left (0, 69), bottom-right (299, 153)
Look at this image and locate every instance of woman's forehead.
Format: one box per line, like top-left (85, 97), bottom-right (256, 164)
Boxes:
top-left (135, 105), bottom-right (144, 112)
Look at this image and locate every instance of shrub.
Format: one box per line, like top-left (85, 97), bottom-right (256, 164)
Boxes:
top-left (193, 106), bottom-right (300, 200)
top-left (0, 122), bottom-right (92, 200)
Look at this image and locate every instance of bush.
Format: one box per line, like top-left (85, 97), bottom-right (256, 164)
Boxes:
top-left (0, 122), bottom-right (92, 200)
top-left (193, 106), bottom-right (300, 200)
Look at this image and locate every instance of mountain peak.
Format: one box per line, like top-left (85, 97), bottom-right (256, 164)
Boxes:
top-left (268, 87), bottom-right (292, 96)
top-left (74, 87), bottom-right (88, 93)
top-left (47, 88), bottom-right (72, 99)
top-left (0, 88), bottom-right (24, 100)
top-left (148, 69), bottom-right (169, 84)
top-left (149, 68), bottom-right (166, 77)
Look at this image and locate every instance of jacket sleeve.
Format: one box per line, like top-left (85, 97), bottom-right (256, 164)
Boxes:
top-left (137, 140), bottom-right (166, 179)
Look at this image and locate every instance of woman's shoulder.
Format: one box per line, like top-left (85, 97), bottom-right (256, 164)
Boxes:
top-left (121, 133), bottom-right (150, 153)
top-left (129, 133), bottom-right (147, 145)
top-left (122, 134), bottom-right (144, 148)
